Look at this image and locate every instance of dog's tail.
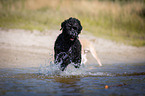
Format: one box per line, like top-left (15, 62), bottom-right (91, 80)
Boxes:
top-left (90, 44), bottom-right (102, 66)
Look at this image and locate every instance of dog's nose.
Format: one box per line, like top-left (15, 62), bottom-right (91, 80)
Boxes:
top-left (73, 31), bottom-right (78, 36)
top-left (72, 33), bottom-right (78, 38)
top-left (71, 35), bottom-right (75, 39)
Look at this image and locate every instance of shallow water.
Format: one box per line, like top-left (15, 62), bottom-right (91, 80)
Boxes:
top-left (0, 62), bottom-right (145, 96)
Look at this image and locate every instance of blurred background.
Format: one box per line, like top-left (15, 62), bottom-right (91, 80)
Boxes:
top-left (0, 0), bottom-right (145, 46)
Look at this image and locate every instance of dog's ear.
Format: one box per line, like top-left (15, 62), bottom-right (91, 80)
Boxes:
top-left (60, 20), bottom-right (66, 31)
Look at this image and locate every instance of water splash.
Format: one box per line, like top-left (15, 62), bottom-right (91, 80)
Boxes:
top-left (38, 53), bottom-right (130, 77)
top-left (38, 60), bottom-right (61, 76)
top-left (38, 61), bottom-right (145, 77)
top-left (38, 58), bottom-right (114, 77)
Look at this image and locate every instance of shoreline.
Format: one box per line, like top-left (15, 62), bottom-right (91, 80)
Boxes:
top-left (0, 29), bottom-right (145, 68)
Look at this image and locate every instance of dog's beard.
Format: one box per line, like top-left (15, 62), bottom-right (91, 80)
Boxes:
top-left (69, 35), bottom-right (78, 41)
top-left (62, 30), bottom-right (78, 42)
top-left (68, 31), bottom-right (78, 41)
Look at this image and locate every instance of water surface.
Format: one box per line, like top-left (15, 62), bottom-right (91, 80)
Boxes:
top-left (0, 63), bottom-right (145, 96)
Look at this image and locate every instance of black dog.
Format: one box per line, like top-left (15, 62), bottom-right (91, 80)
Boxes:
top-left (54, 17), bottom-right (82, 71)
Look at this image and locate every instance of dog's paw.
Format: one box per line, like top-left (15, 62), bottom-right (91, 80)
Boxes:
top-left (73, 63), bottom-right (80, 68)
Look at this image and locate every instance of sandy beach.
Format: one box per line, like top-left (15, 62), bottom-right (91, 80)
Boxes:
top-left (0, 28), bottom-right (145, 68)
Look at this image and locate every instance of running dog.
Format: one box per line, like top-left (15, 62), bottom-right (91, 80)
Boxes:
top-left (80, 39), bottom-right (102, 66)
top-left (54, 17), bottom-right (82, 71)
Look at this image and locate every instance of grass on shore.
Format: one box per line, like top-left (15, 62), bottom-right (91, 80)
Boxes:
top-left (0, 0), bottom-right (145, 46)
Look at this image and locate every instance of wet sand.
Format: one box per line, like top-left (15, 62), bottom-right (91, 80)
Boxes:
top-left (0, 28), bottom-right (145, 68)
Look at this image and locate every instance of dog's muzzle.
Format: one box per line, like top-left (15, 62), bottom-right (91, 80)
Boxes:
top-left (70, 31), bottom-right (78, 41)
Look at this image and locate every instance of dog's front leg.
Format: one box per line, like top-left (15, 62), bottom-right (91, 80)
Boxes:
top-left (56, 52), bottom-right (71, 71)
top-left (60, 55), bottom-right (71, 71)
top-left (73, 63), bottom-right (81, 68)
top-left (60, 62), bottom-right (69, 71)
top-left (73, 56), bottom-right (81, 68)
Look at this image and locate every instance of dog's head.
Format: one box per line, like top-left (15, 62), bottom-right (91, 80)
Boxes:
top-left (60, 17), bottom-right (82, 41)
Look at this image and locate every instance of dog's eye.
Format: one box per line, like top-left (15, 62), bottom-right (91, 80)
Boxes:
top-left (73, 27), bottom-right (77, 30)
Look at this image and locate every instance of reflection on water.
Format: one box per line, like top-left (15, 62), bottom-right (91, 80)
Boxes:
top-left (0, 63), bottom-right (145, 96)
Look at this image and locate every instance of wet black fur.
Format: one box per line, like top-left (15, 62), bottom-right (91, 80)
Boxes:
top-left (54, 17), bottom-right (82, 71)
